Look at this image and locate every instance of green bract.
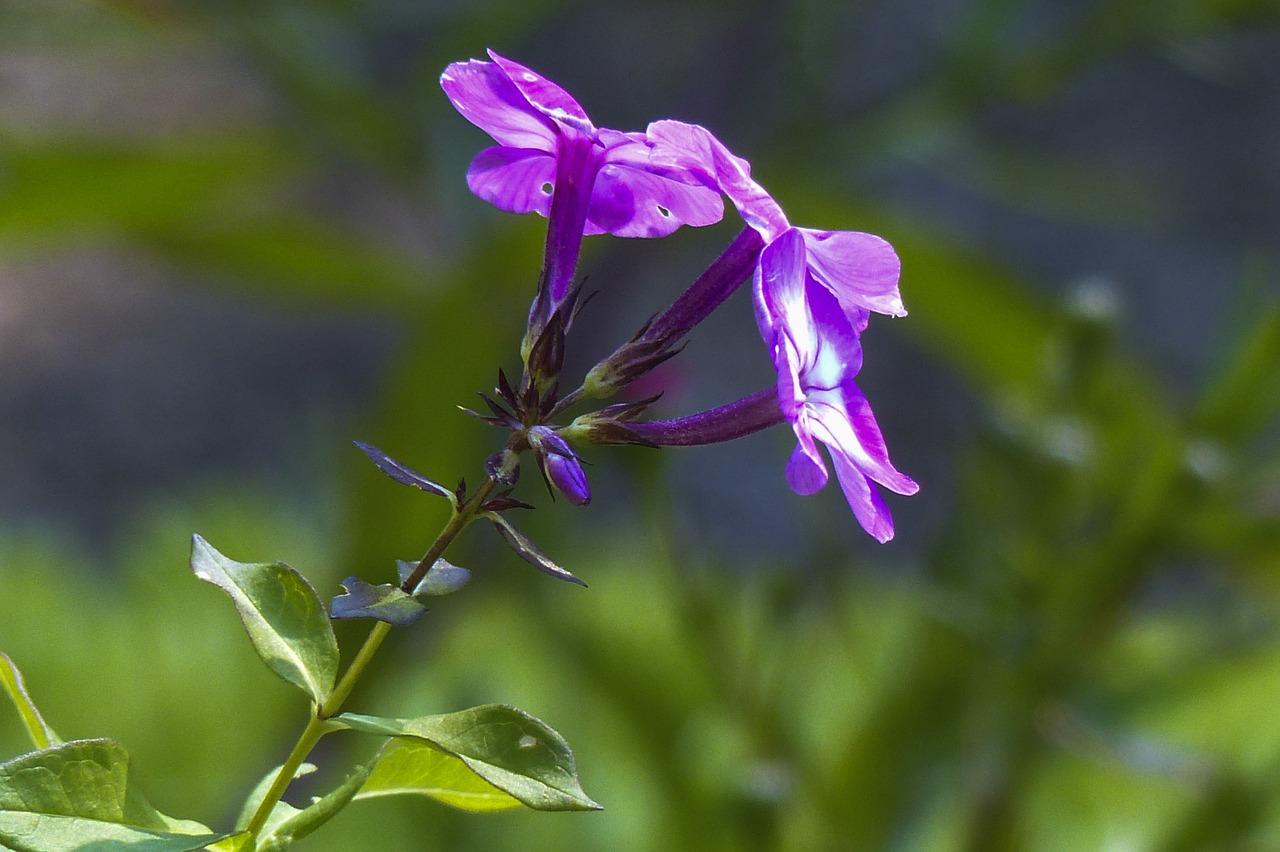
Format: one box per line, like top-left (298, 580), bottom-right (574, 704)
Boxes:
top-left (190, 535), bottom-right (339, 705)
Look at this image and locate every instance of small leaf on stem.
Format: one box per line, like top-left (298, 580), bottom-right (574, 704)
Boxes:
top-left (397, 558), bottom-right (472, 597)
top-left (331, 577), bottom-right (428, 625)
top-left (353, 441), bottom-right (457, 504)
top-left (485, 513), bottom-right (586, 586)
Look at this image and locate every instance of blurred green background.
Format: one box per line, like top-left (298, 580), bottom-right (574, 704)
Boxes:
top-left (2, 0), bottom-right (1279, 849)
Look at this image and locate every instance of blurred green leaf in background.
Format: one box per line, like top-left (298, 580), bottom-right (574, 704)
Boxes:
top-left (1, 0), bottom-right (1278, 849)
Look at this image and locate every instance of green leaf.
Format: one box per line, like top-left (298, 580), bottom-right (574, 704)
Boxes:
top-left (190, 535), bottom-right (338, 705)
top-left (0, 738), bottom-right (229, 850)
top-left (485, 514), bottom-right (586, 586)
top-left (336, 705), bottom-right (601, 812)
top-left (256, 764), bottom-right (372, 852)
top-left (356, 737), bottom-right (522, 813)
top-left (203, 834), bottom-right (252, 852)
top-left (0, 652), bottom-right (60, 752)
top-left (330, 577), bottom-right (426, 625)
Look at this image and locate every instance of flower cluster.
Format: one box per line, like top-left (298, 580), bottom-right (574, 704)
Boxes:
top-left (441, 50), bottom-right (917, 542)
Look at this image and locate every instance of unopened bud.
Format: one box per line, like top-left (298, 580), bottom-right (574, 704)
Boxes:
top-left (529, 426), bottom-right (591, 506)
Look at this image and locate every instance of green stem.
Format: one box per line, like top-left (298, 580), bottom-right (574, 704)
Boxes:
top-left (242, 714), bottom-right (328, 840)
top-left (399, 479), bottom-right (496, 594)
top-left (241, 477), bottom-right (498, 846)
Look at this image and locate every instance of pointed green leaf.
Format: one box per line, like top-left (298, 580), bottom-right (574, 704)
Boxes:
top-left (0, 652), bottom-right (60, 752)
top-left (330, 577), bottom-right (426, 625)
top-left (356, 737), bottom-right (523, 813)
top-left (190, 535), bottom-right (338, 704)
top-left (0, 738), bottom-right (229, 850)
top-left (256, 763), bottom-right (372, 852)
top-left (335, 705), bottom-right (601, 811)
top-left (485, 514), bottom-right (586, 586)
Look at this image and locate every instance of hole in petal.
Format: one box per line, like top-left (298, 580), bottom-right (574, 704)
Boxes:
top-left (541, 182), bottom-right (553, 195)
top-left (657, 205), bottom-right (671, 218)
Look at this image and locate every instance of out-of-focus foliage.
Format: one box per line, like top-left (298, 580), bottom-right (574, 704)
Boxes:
top-left (2, 0), bottom-right (1279, 850)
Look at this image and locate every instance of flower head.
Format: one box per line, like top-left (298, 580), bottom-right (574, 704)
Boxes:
top-left (759, 230), bottom-right (917, 541)
top-left (441, 53), bottom-right (724, 306)
top-left (637, 121), bottom-right (918, 540)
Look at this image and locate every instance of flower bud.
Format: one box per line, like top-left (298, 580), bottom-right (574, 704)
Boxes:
top-left (528, 426), bottom-right (591, 506)
top-left (581, 227), bottom-right (762, 400)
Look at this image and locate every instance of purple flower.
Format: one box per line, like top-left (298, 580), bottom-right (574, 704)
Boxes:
top-left (529, 426), bottom-right (591, 506)
top-left (759, 230), bottom-right (917, 541)
top-left (645, 120), bottom-right (906, 320)
top-left (440, 53), bottom-right (724, 309)
top-left (639, 121), bottom-right (918, 540)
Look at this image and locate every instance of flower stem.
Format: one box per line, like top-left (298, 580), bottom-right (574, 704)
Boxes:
top-left (242, 476), bottom-right (498, 846)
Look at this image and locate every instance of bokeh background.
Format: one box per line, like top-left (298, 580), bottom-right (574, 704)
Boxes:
top-left (2, 0), bottom-right (1279, 849)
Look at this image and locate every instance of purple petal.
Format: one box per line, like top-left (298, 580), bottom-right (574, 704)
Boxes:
top-left (466, 147), bottom-right (556, 215)
top-left (545, 451), bottom-right (591, 506)
top-left (801, 228), bottom-right (906, 317)
top-left (530, 426), bottom-right (591, 506)
top-left (786, 438), bottom-right (828, 495)
top-left (754, 229), bottom-right (809, 348)
top-left (838, 385), bottom-right (920, 495)
top-left (487, 50), bottom-right (594, 135)
top-left (829, 451), bottom-right (897, 543)
top-left (646, 120), bottom-right (789, 239)
top-left (769, 325), bottom-right (805, 418)
top-left (803, 276), bottom-right (865, 385)
top-left (586, 165), bottom-right (725, 237)
top-left (642, 119), bottom-right (718, 185)
top-left (440, 58), bottom-right (557, 151)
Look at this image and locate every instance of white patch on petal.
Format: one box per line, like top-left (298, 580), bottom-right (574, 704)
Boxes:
top-left (808, 342), bottom-right (846, 392)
